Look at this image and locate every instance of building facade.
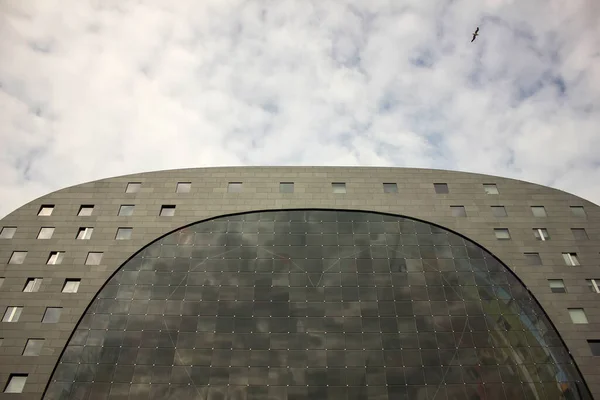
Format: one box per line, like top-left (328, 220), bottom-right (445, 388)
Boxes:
top-left (0, 167), bottom-right (599, 399)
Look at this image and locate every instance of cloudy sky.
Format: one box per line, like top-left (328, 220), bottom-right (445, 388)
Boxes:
top-left (1, 0), bottom-right (599, 217)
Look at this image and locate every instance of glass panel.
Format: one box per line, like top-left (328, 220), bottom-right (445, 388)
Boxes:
top-left (531, 206), bottom-right (547, 217)
top-left (568, 309), bottom-right (588, 324)
top-left (38, 227), bottom-right (55, 239)
top-left (383, 183), bottom-right (397, 193)
top-left (548, 280), bottom-right (566, 293)
top-left (533, 228), bottom-right (550, 241)
top-left (4, 375), bottom-right (27, 393)
top-left (494, 229), bottom-right (510, 240)
top-left (433, 183), bottom-right (449, 194)
top-left (47, 252), bottom-right (65, 265)
top-left (588, 340), bottom-right (600, 356)
top-left (450, 206), bottom-right (466, 217)
top-left (116, 228), bottom-right (133, 240)
top-left (38, 205), bottom-right (54, 216)
top-left (524, 253), bottom-right (542, 265)
top-left (119, 205), bottom-right (135, 216)
top-left (491, 206), bottom-right (507, 217)
top-left (2, 307), bottom-right (23, 322)
top-left (332, 183), bottom-right (346, 194)
top-left (572, 228), bottom-right (588, 240)
top-left (176, 182), bottom-right (191, 193)
top-left (279, 182), bottom-right (294, 193)
top-left (228, 182), bottom-right (243, 193)
top-left (77, 228), bottom-right (93, 240)
top-left (570, 206), bottom-right (586, 217)
top-left (9, 251), bottom-right (27, 264)
top-left (78, 206), bottom-right (94, 216)
top-left (42, 307), bottom-right (62, 323)
top-left (63, 280), bottom-right (81, 293)
top-left (86, 253), bottom-right (103, 266)
top-left (483, 184), bottom-right (498, 194)
top-left (562, 253), bottom-right (580, 266)
top-left (126, 183), bottom-right (141, 193)
top-left (0, 227), bottom-right (17, 239)
top-left (23, 339), bottom-right (44, 356)
top-left (23, 278), bottom-right (43, 292)
top-left (160, 206), bottom-right (176, 216)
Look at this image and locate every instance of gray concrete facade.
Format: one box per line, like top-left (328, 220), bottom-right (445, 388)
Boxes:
top-left (0, 166), bottom-right (598, 398)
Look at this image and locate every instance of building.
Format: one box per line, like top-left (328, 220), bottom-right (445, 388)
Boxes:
top-left (0, 166), bottom-right (599, 400)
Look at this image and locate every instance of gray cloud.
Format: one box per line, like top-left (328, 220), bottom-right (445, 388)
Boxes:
top-left (1, 0), bottom-right (599, 217)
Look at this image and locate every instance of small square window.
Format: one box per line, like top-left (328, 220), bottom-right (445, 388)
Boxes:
top-left (78, 205), bottom-right (94, 216)
top-left (126, 182), bottom-right (141, 193)
top-left (531, 206), bottom-right (547, 217)
top-left (37, 227), bottom-right (55, 239)
top-left (588, 340), bottom-right (600, 356)
top-left (570, 206), bottom-right (586, 217)
top-left (586, 279), bottom-right (600, 293)
top-left (23, 278), bottom-right (42, 293)
top-left (4, 374), bottom-right (27, 393)
top-left (116, 228), bottom-right (132, 240)
top-left (491, 206), bottom-right (507, 217)
top-left (118, 205), bottom-right (135, 216)
top-left (568, 308), bottom-right (588, 324)
top-left (8, 251), bottom-right (27, 264)
top-left (433, 183), bottom-right (449, 194)
top-left (23, 339), bottom-right (44, 356)
top-left (571, 228), bottom-right (589, 240)
top-left (0, 227), bottom-right (16, 239)
top-left (548, 280), bottom-right (566, 293)
top-left (533, 228), bottom-right (550, 241)
top-left (76, 227), bottom-right (93, 240)
top-left (450, 206), bottom-right (466, 217)
top-left (38, 205), bottom-right (54, 216)
top-left (62, 279), bottom-right (81, 293)
top-left (524, 253), bottom-right (542, 265)
top-left (562, 252), bottom-right (580, 266)
top-left (2, 306), bottom-right (23, 322)
top-left (494, 228), bottom-right (511, 240)
top-left (42, 307), bottom-right (62, 323)
top-left (176, 182), bottom-right (191, 193)
top-left (483, 184), bottom-right (498, 194)
top-left (85, 252), bottom-right (103, 266)
top-left (160, 205), bottom-right (176, 216)
top-left (279, 182), bottom-right (294, 193)
top-left (228, 182), bottom-right (243, 193)
top-left (47, 251), bottom-right (64, 265)
top-left (332, 183), bottom-right (346, 194)
top-left (383, 183), bottom-right (397, 193)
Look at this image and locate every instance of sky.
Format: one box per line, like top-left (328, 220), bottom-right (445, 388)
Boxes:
top-left (0, 0), bottom-right (599, 218)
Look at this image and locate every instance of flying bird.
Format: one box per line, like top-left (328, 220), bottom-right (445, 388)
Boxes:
top-left (471, 27), bottom-right (479, 42)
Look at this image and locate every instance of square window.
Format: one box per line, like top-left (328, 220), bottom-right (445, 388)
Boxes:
top-left (533, 228), bottom-right (550, 241)
top-left (47, 252), bottom-right (64, 265)
top-left (116, 228), bottom-right (132, 240)
top-left (23, 278), bottom-right (42, 293)
top-left (2, 306), bottom-right (23, 322)
top-left (38, 205), bottom-right (54, 216)
top-left (494, 228), bottom-right (511, 240)
top-left (433, 183), bottom-right (449, 194)
top-left (491, 206), bottom-right (507, 217)
top-left (62, 279), bottom-right (81, 293)
top-left (524, 253), bottom-right (542, 265)
top-left (76, 227), bottom-right (93, 240)
top-left (85, 252), bottom-right (103, 266)
top-left (8, 251), bottom-right (27, 264)
top-left (570, 206), bottom-right (586, 217)
top-left (587, 279), bottom-right (600, 293)
top-left (23, 339), bottom-right (44, 356)
top-left (548, 280), bottom-right (566, 293)
top-left (42, 307), bottom-right (62, 323)
top-left (78, 205), bottom-right (94, 216)
top-left (176, 182), bottom-right (191, 193)
top-left (126, 182), bottom-right (141, 193)
top-left (37, 227), bottom-right (55, 239)
top-left (383, 183), bottom-right (398, 193)
top-left (332, 183), bottom-right (346, 194)
top-left (279, 182), bottom-right (294, 193)
top-left (562, 253), bottom-right (580, 266)
top-left (4, 374), bottom-right (27, 393)
top-left (483, 184), bottom-right (498, 194)
top-left (118, 205), bottom-right (135, 216)
top-left (571, 228), bottom-right (589, 240)
top-left (531, 206), bottom-right (547, 217)
top-left (160, 205), bottom-right (176, 216)
top-left (568, 308), bottom-right (588, 324)
top-left (588, 340), bottom-right (600, 356)
top-left (228, 182), bottom-right (243, 193)
top-left (450, 206), bottom-right (466, 217)
top-left (0, 227), bottom-right (16, 239)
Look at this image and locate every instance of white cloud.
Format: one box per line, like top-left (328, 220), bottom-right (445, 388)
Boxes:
top-left (0, 0), bottom-right (599, 217)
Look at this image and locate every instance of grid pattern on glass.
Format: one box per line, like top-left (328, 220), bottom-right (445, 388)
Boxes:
top-left (563, 253), bottom-right (580, 266)
top-left (78, 205), bottom-right (94, 216)
top-left (2, 306), bottom-right (23, 322)
top-left (570, 206), bottom-right (586, 217)
top-left (4, 374), bottom-right (27, 393)
top-left (433, 183), bottom-right (449, 194)
top-left (116, 228), bottom-right (133, 240)
top-left (568, 309), bottom-right (588, 324)
top-left (228, 182), bottom-right (243, 193)
top-left (0, 227), bottom-right (16, 239)
top-left (483, 184), bottom-right (498, 194)
top-left (586, 279), bottom-right (600, 293)
top-left (176, 183), bottom-right (191, 193)
top-left (491, 206), bottom-right (507, 217)
top-left (450, 206), bottom-right (466, 217)
top-left (571, 228), bottom-right (588, 240)
top-left (38, 205), bottom-right (54, 216)
top-left (23, 339), bottom-right (44, 356)
top-left (23, 278), bottom-right (43, 293)
top-left (62, 280), bottom-right (81, 293)
top-left (126, 183), bottom-right (141, 193)
top-left (533, 228), bottom-right (550, 241)
top-left (493, 228), bottom-right (510, 240)
top-left (85, 252), bottom-right (103, 266)
top-left (8, 251), bottom-right (27, 264)
top-left (524, 253), bottom-right (542, 265)
top-left (531, 206), bottom-right (547, 217)
top-left (38, 227), bottom-right (55, 239)
top-left (279, 182), bottom-right (294, 193)
top-left (548, 280), bottom-right (566, 293)
top-left (45, 210), bottom-right (592, 400)
top-left (332, 183), bottom-right (346, 194)
top-left (76, 228), bottom-right (93, 240)
top-left (119, 205), bottom-right (135, 216)
top-left (382, 183), bottom-right (397, 193)
top-left (42, 308), bottom-right (62, 323)
top-left (47, 252), bottom-right (64, 265)
top-left (160, 205), bottom-right (176, 217)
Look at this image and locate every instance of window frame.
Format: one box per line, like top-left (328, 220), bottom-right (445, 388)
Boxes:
top-left (115, 227), bottom-right (133, 240)
top-left (383, 183), bottom-right (398, 193)
top-left (568, 308), bottom-right (588, 324)
top-left (493, 228), bottom-right (511, 240)
top-left (228, 182), bottom-right (243, 193)
top-left (176, 182), bottom-right (192, 193)
top-left (562, 252), bottom-right (580, 266)
top-left (490, 206), bottom-right (507, 217)
top-left (125, 182), bottom-right (141, 193)
top-left (160, 205), bottom-right (176, 217)
top-left (571, 228), bottom-right (589, 240)
top-left (279, 182), bottom-right (294, 193)
top-left (433, 183), bottom-right (449, 194)
top-left (85, 252), bottom-right (103, 266)
top-left (482, 184), bottom-right (499, 194)
top-left (450, 206), bottom-right (467, 217)
top-left (533, 228), bottom-right (550, 241)
top-left (47, 251), bottom-right (64, 265)
top-left (4, 374), bottom-right (27, 393)
top-left (0, 227), bottom-right (17, 239)
top-left (76, 227), bottom-right (94, 240)
top-left (22, 339), bottom-right (44, 356)
top-left (38, 205), bottom-right (54, 216)
top-left (23, 278), bottom-right (43, 293)
top-left (530, 206), bottom-right (547, 217)
top-left (548, 279), bottom-right (566, 293)
top-left (588, 340), bottom-right (600, 356)
top-left (524, 252), bottom-right (542, 266)
top-left (2, 306), bottom-right (23, 322)
top-left (37, 227), bottom-right (55, 240)
top-left (78, 205), bottom-right (94, 216)
top-left (8, 251), bottom-right (27, 265)
top-left (118, 205), bottom-right (135, 216)
top-left (331, 182), bottom-right (347, 194)
top-left (570, 206), bottom-right (586, 217)
top-left (62, 279), bottom-right (81, 293)
top-left (587, 279), bottom-right (600, 294)
top-left (41, 307), bottom-right (62, 323)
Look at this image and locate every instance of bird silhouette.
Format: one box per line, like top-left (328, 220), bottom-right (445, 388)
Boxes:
top-left (471, 27), bottom-right (479, 42)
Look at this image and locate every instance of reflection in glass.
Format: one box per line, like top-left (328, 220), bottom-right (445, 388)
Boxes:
top-left (45, 211), bottom-right (591, 400)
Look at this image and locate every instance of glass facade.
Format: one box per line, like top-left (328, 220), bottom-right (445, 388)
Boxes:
top-left (44, 210), bottom-right (590, 400)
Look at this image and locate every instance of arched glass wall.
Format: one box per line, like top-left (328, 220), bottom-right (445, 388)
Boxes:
top-left (45, 210), bottom-right (590, 400)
